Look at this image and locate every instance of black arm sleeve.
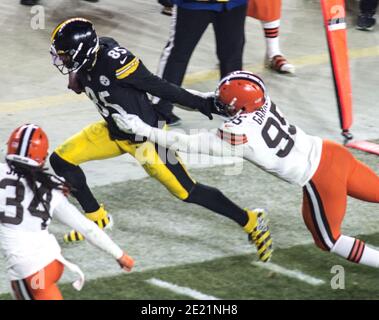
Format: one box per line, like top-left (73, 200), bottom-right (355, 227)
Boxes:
top-left (119, 60), bottom-right (208, 111)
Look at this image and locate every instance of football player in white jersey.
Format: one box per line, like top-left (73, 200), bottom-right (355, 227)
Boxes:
top-left (0, 124), bottom-right (134, 300)
top-left (113, 70), bottom-right (379, 269)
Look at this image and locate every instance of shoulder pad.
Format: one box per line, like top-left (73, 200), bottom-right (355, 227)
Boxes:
top-left (99, 36), bottom-right (120, 48)
top-left (100, 40), bottom-right (140, 79)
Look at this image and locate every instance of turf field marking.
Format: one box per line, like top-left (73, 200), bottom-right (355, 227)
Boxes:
top-left (146, 278), bottom-right (221, 300)
top-left (251, 261), bottom-right (325, 286)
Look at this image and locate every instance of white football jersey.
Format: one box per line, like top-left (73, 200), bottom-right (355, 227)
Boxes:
top-left (0, 162), bottom-right (123, 284)
top-left (217, 101), bottom-right (323, 186)
top-left (0, 163), bottom-right (65, 232)
top-left (0, 163), bottom-right (65, 280)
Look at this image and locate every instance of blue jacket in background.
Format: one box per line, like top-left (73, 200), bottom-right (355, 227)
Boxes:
top-left (172, 0), bottom-right (247, 12)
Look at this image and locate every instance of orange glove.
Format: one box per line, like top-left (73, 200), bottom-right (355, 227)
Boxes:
top-left (117, 253), bottom-right (135, 272)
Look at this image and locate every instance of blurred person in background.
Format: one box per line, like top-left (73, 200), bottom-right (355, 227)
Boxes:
top-left (159, 0), bottom-right (174, 16)
top-left (247, 0), bottom-right (295, 74)
top-left (154, 0), bottom-right (248, 126)
top-left (356, 0), bottom-right (378, 31)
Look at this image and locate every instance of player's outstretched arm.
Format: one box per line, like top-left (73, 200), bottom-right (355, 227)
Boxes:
top-left (117, 57), bottom-right (214, 119)
top-left (54, 199), bottom-right (134, 272)
top-left (112, 113), bottom-right (231, 157)
top-left (173, 90), bottom-right (216, 112)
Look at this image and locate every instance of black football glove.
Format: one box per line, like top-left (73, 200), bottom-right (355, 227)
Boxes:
top-left (197, 97), bottom-right (215, 120)
top-left (210, 97), bottom-right (226, 116)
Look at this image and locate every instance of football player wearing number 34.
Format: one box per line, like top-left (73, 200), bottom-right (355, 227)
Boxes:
top-left (114, 70), bottom-right (379, 269)
top-left (0, 125), bottom-right (134, 300)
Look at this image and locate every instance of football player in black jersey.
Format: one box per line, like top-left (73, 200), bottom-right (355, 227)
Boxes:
top-left (48, 18), bottom-right (272, 262)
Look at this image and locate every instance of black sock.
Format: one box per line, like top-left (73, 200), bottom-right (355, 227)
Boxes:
top-left (50, 152), bottom-right (100, 213)
top-left (185, 183), bottom-right (248, 227)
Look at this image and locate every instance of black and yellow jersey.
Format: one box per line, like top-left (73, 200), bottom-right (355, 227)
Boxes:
top-left (76, 37), bottom-right (207, 141)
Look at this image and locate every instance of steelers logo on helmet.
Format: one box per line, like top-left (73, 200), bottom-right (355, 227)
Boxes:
top-left (50, 17), bottom-right (99, 75)
top-left (6, 124), bottom-right (49, 167)
top-left (215, 71), bottom-right (268, 117)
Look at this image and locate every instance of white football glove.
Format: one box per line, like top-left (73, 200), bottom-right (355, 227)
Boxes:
top-left (112, 113), bottom-right (152, 137)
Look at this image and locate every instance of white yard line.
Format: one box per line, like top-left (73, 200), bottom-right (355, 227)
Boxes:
top-left (146, 278), bottom-right (221, 300)
top-left (251, 262), bottom-right (325, 286)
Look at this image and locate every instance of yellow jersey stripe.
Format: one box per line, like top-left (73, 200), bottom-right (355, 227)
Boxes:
top-left (116, 57), bottom-right (138, 74)
top-left (116, 58), bottom-right (140, 79)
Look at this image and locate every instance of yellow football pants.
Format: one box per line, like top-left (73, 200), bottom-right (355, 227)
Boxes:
top-left (54, 121), bottom-right (195, 200)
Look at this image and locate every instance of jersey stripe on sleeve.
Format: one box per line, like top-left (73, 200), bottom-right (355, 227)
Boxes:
top-left (217, 129), bottom-right (248, 145)
top-left (116, 57), bottom-right (140, 80)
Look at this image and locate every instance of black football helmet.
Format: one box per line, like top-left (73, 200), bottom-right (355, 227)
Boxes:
top-left (50, 18), bottom-right (99, 74)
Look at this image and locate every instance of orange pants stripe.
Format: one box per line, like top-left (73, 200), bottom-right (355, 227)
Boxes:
top-left (247, 0), bottom-right (282, 21)
top-left (302, 140), bottom-right (379, 251)
top-left (11, 260), bottom-right (64, 300)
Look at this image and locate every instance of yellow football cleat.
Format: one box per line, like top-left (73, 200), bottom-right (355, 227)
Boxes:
top-left (243, 209), bottom-right (273, 262)
top-left (63, 204), bottom-right (113, 243)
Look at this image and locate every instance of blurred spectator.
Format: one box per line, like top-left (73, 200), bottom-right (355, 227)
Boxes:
top-left (247, 0), bottom-right (294, 74)
top-left (154, 0), bottom-right (247, 126)
top-left (356, 0), bottom-right (378, 31)
top-left (159, 0), bottom-right (174, 16)
top-left (21, 0), bottom-right (99, 5)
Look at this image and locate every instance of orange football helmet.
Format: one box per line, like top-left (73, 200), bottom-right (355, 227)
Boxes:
top-left (6, 124), bottom-right (49, 167)
top-left (215, 71), bottom-right (268, 116)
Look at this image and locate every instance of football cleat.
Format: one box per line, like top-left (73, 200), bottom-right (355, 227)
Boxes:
top-left (243, 209), bottom-right (273, 262)
top-left (63, 204), bottom-right (113, 243)
top-left (265, 55), bottom-right (295, 74)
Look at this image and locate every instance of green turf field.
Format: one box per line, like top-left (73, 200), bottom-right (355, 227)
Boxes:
top-left (1, 147), bottom-right (379, 300)
top-left (2, 233), bottom-right (379, 300)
